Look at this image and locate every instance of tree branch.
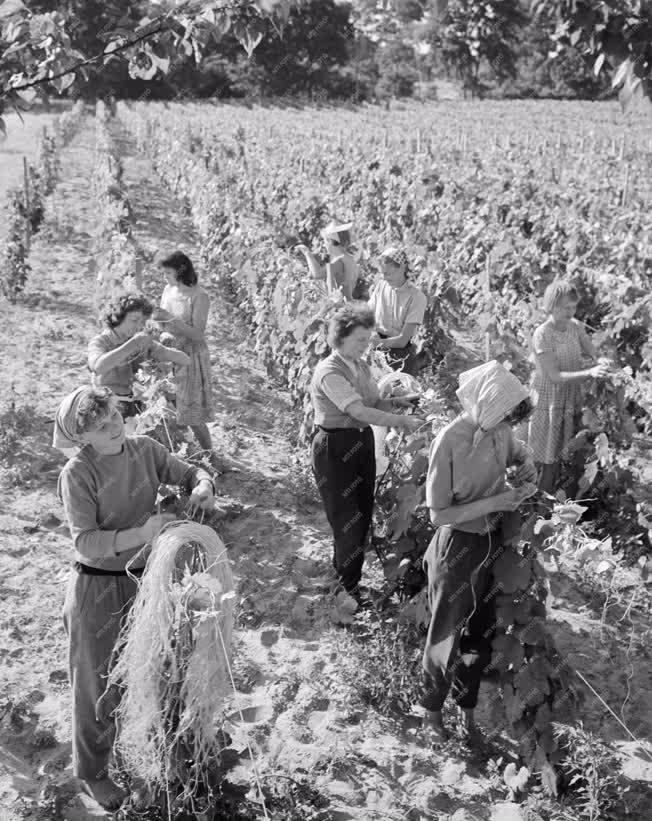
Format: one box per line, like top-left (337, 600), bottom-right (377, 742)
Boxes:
top-left (1, 18), bottom-right (171, 97)
top-left (1, 0), bottom-right (261, 98)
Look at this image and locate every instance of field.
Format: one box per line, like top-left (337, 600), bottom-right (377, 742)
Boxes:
top-left (0, 99), bottom-right (651, 821)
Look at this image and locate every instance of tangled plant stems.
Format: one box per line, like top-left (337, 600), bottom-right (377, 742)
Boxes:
top-left (108, 523), bottom-right (235, 814)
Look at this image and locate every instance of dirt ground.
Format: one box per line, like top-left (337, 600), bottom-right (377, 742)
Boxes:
top-left (1, 117), bottom-right (651, 821)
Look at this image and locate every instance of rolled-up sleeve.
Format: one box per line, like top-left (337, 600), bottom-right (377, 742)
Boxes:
top-left (425, 432), bottom-right (454, 511)
top-left (321, 374), bottom-right (362, 412)
top-left (87, 334), bottom-right (110, 372)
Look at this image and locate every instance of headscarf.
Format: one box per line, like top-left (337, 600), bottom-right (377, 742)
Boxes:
top-left (52, 385), bottom-right (93, 451)
top-left (321, 221), bottom-right (354, 248)
top-left (380, 246), bottom-right (409, 273)
top-left (456, 360), bottom-right (530, 447)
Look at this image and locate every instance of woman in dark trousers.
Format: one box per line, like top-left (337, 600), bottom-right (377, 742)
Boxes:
top-left (421, 360), bottom-right (538, 741)
top-left (310, 304), bottom-right (421, 605)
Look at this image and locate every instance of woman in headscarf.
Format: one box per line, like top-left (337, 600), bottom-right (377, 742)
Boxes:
top-left (88, 292), bottom-right (190, 419)
top-left (310, 303), bottom-right (422, 605)
top-left (54, 385), bottom-right (215, 810)
top-left (295, 221), bottom-right (359, 300)
top-left (368, 247), bottom-right (428, 376)
top-left (527, 279), bottom-right (611, 493)
top-left (421, 360), bottom-right (538, 742)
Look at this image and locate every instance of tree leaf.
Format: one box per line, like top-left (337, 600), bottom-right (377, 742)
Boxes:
top-left (0, 0), bottom-right (26, 18)
top-left (593, 52), bottom-right (605, 77)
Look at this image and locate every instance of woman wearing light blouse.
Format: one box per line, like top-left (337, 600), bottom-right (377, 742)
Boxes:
top-left (310, 303), bottom-right (422, 604)
top-left (369, 247), bottom-right (427, 376)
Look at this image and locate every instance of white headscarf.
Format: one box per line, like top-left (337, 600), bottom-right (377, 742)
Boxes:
top-left (52, 386), bottom-right (93, 451)
top-left (456, 360), bottom-right (530, 447)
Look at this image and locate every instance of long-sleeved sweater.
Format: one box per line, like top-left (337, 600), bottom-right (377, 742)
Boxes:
top-left (58, 435), bottom-right (212, 572)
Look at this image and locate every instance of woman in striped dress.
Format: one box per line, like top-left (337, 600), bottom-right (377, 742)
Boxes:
top-left (527, 280), bottom-right (610, 493)
top-left (153, 251), bottom-right (220, 470)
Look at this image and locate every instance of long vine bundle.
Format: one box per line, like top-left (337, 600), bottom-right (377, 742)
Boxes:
top-left (109, 522), bottom-right (235, 807)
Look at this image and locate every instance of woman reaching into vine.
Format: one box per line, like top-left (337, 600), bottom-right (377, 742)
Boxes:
top-left (421, 360), bottom-right (538, 742)
top-left (295, 220), bottom-right (359, 300)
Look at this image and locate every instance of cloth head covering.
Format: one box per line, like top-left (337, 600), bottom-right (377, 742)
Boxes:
top-left (321, 221), bottom-right (353, 247)
top-left (52, 385), bottom-right (93, 450)
top-left (456, 360), bottom-right (529, 447)
top-left (380, 246), bottom-right (409, 272)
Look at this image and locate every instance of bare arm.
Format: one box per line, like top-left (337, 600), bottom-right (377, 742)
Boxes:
top-left (150, 341), bottom-right (190, 367)
top-left (536, 351), bottom-right (603, 384)
top-left (90, 337), bottom-right (140, 375)
top-left (346, 399), bottom-right (419, 430)
top-left (430, 493), bottom-right (510, 527)
top-left (296, 246), bottom-right (326, 280)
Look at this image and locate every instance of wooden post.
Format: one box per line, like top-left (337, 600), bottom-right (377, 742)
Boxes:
top-left (23, 156), bottom-right (31, 254)
top-left (619, 134), bottom-right (626, 161)
top-left (484, 254), bottom-right (491, 362)
top-left (416, 128), bottom-right (421, 153)
top-left (383, 128), bottom-right (388, 148)
top-left (622, 164), bottom-right (630, 207)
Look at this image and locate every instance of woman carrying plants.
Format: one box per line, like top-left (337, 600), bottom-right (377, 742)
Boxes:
top-left (153, 251), bottom-right (220, 470)
top-left (88, 292), bottom-right (190, 419)
top-left (421, 360), bottom-right (538, 742)
top-left (527, 280), bottom-right (611, 494)
top-left (54, 385), bottom-right (216, 810)
top-left (310, 303), bottom-right (422, 604)
top-left (295, 220), bottom-right (359, 300)
top-left (368, 247), bottom-right (428, 376)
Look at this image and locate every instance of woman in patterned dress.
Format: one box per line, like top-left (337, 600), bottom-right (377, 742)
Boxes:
top-left (153, 251), bottom-right (220, 470)
top-left (527, 280), bottom-right (610, 493)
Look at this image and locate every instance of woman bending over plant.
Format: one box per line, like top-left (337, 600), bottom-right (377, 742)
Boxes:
top-left (88, 292), bottom-right (190, 419)
top-left (421, 360), bottom-right (537, 742)
top-left (295, 220), bottom-right (359, 300)
top-left (53, 386), bottom-right (215, 810)
top-left (527, 280), bottom-right (611, 494)
top-left (368, 246), bottom-right (428, 376)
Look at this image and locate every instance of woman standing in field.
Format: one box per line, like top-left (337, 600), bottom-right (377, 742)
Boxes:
top-left (310, 303), bottom-right (422, 603)
top-left (528, 280), bottom-right (610, 493)
top-left (368, 247), bottom-right (428, 376)
top-left (54, 385), bottom-right (215, 809)
top-left (421, 360), bottom-right (537, 741)
top-left (153, 251), bottom-right (220, 469)
top-left (295, 221), bottom-right (359, 300)
top-left (88, 292), bottom-right (189, 419)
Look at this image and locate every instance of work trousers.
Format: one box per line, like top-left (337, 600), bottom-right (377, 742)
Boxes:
top-left (62, 571), bottom-right (138, 781)
top-left (421, 525), bottom-right (503, 711)
top-left (311, 426), bottom-right (376, 592)
top-left (378, 334), bottom-right (419, 377)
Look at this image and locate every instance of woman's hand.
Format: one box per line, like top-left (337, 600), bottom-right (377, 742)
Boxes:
top-left (496, 483), bottom-right (538, 512)
top-left (392, 393), bottom-right (420, 408)
top-left (590, 363), bottom-right (611, 379)
top-left (189, 479), bottom-right (215, 514)
top-left (511, 460), bottom-right (538, 486)
top-left (142, 513), bottom-right (177, 542)
top-left (399, 416), bottom-right (426, 434)
top-left (369, 331), bottom-right (383, 348)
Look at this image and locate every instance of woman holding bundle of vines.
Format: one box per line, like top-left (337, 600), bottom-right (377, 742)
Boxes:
top-left (153, 251), bottom-right (221, 470)
top-left (421, 360), bottom-right (538, 742)
top-left (54, 385), bottom-right (216, 810)
top-left (310, 303), bottom-right (422, 605)
top-left (88, 292), bottom-right (190, 419)
top-left (527, 280), bottom-right (611, 494)
top-left (368, 247), bottom-right (428, 376)
top-left (295, 220), bottom-right (359, 300)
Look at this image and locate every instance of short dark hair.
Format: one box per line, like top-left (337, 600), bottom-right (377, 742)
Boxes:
top-left (102, 292), bottom-right (153, 328)
top-left (542, 280), bottom-right (579, 313)
top-left (160, 251), bottom-right (197, 286)
top-left (76, 387), bottom-right (115, 434)
top-left (503, 397), bottom-right (534, 426)
top-left (327, 303), bottom-right (375, 349)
